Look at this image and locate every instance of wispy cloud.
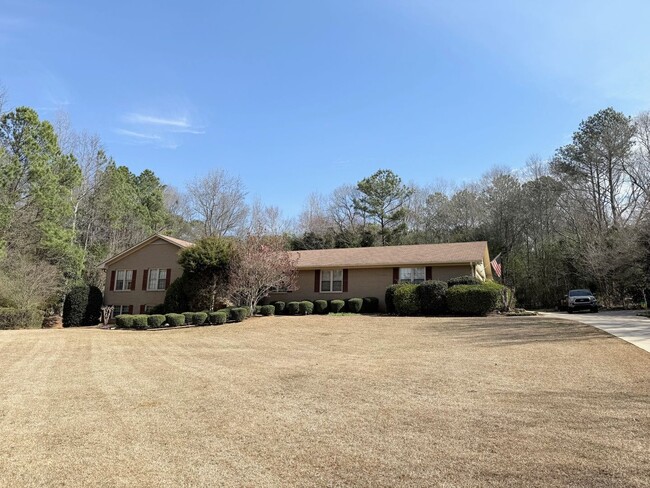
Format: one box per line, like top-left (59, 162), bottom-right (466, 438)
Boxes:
top-left (115, 109), bottom-right (205, 149)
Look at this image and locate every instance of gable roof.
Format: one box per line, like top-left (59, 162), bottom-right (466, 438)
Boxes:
top-left (290, 241), bottom-right (489, 269)
top-left (98, 233), bottom-right (193, 269)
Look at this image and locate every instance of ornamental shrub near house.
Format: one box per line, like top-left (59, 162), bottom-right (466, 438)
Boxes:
top-left (417, 280), bottom-right (448, 315)
top-left (0, 308), bottom-right (44, 330)
top-left (393, 284), bottom-right (420, 316)
top-left (131, 315), bottom-right (149, 330)
top-left (62, 285), bottom-right (103, 327)
top-left (385, 284), bottom-right (400, 314)
top-left (193, 312), bottom-right (208, 325)
top-left (313, 300), bottom-right (329, 314)
top-left (230, 307), bottom-right (248, 322)
top-left (447, 283), bottom-right (502, 316)
top-left (447, 276), bottom-right (480, 288)
top-left (165, 313), bottom-right (185, 326)
top-left (208, 311), bottom-right (228, 324)
top-left (346, 298), bottom-right (363, 313)
top-left (147, 314), bottom-right (166, 328)
top-left (272, 301), bottom-right (286, 315)
top-left (362, 297), bottom-right (379, 314)
top-left (329, 299), bottom-right (345, 313)
top-left (115, 314), bottom-right (134, 329)
top-left (299, 300), bottom-right (314, 315)
top-left (182, 312), bottom-right (194, 325)
top-left (260, 305), bottom-right (275, 316)
top-left (286, 301), bottom-right (300, 315)
top-left (255, 305), bottom-right (262, 315)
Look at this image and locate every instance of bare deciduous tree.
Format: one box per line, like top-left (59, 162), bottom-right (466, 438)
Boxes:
top-left (0, 253), bottom-right (63, 310)
top-left (187, 169), bottom-right (248, 237)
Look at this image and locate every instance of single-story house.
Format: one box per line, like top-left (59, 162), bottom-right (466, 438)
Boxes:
top-left (267, 241), bottom-right (492, 311)
top-left (100, 234), bottom-right (491, 315)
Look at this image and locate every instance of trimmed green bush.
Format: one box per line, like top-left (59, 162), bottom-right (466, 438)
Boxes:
top-left (329, 299), bottom-right (345, 313)
top-left (165, 313), bottom-right (185, 326)
top-left (208, 311), bottom-right (228, 325)
top-left (115, 314), bottom-right (134, 329)
top-left (385, 285), bottom-right (400, 314)
top-left (417, 280), bottom-right (448, 315)
top-left (230, 307), bottom-right (247, 322)
top-left (131, 315), bottom-right (149, 330)
top-left (63, 285), bottom-right (103, 327)
top-left (447, 275), bottom-right (480, 288)
top-left (182, 312), bottom-right (194, 324)
top-left (273, 301), bottom-right (286, 315)
top-left (255, 305), bottom-right (262, 315)
top-left (0, 308), bottom-right (44, 330)
top-left (147, 314), bottom-right (166, 328)
top-left (346, 298), bottom-right (363, 313)
top-left (260, 305), bottom-right (275, 316)
top-left (362, 297), bottom-right (379, 314)
top-left (299, 300), bottom-right (314, 315)
top-left (216, 307), bottom-right (231, 317)
top-left (286, 301), bottom-right (300, 315)
top-left (313, 300), bottom-right (329, 314)
top-left (193, 312), bottom-right (208, 325)
top-left (447, 283), bottom-right (502, 316)
top-left (394, 284), bottom-right (420, 316)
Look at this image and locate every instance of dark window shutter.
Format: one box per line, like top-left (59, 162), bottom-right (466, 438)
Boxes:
top-left (110, 270), bottom-right (116, 291)
top-left (314, 270), bottom-right (321, 292)
top-left (165, 269), bottom-right (172, 289)
top-left (131, 270), bottom-right (137, 290)
top-left (343, 269), bottom-right (349, 292)
top-left (392, 267), bottom-right (399, 284)
top-left (142, 269), bottom-right (149, 290)
top-left (128, 305), bottom-right (133, 314)
top-left (139, 305), bottom-right (145, 314)
top-left (426, 266), bottom-right (432, 281)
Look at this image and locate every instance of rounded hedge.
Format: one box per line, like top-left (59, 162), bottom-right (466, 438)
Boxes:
top-left (362, 297), bottom-right (379, 314)
top-left (286, 301), bottom-right (300, 315)
top-left (208, 311), bottom-right (228, 325)
top-left (147, 314), bottom-right (166, 328)
top-left (165, 313), bottom-right (185, 326)
top-left (0, 308), bottom-right (44, 330)
top-left (346, 298), bottom-right (363, 313)
top-left (182, 312), bottom-right (194, 325)
top-left (273, 301), bottom-right (286, 315)
top-left (385, 285), bottom-right (400, 314)
top-left (447, 283), bottom-right (502, 316)
top-left (313, 300), bottom-right (329, 314)
top-left (230, 307), bottom-right (247, 322)
top-left (393, 284), bottom-right (420, 316)
top-left (260, 305), bottom-right (275, 316)
top-left (115, 314), bottom-right (134, 329)
top-left (132, 315), bottom-right (149, 330)
top-left (417, 280), bottom-right (448, 315)
top-left (63, 285), bottom-right (103, 327)
top-left (299, 301), bottom-right (314, 315)
top-left (329, 299), bottom-right (345, 313)
top-left (255, 305), bottom-right (262, 315)
top-left (193, 312), bottom-right (208, 325)
top-left (447, 275), bottom-right (480, 288)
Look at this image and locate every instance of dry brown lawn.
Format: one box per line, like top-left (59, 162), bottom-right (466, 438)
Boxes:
top-left (0, 315), bottom-right (649, 487)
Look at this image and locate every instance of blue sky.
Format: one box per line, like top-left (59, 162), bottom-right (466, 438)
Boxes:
top-left (2, 0), bottom-right (650, 216)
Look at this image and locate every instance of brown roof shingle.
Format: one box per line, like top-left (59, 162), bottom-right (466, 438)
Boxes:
top-left (290, 241), bottom-right (488, 269)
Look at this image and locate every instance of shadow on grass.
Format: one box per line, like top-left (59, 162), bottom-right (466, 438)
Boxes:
top-left (431, 317), bottom-right (615, 348)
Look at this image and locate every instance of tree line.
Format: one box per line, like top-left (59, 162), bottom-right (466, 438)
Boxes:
top-left (1, 88), bottom-right (648, 312)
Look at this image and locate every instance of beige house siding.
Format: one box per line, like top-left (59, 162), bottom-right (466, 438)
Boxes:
top-left (103, 238), bottom-right (184, 314)
top-left (268, 264), bottom-right (472, 312)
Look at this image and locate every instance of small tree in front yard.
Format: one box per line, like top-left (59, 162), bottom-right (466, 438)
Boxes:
top-left (228, 234), bottom-right (296, 315)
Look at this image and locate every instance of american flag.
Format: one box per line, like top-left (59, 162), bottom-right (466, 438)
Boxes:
top-left (490, 253), bottom-right (502, 278)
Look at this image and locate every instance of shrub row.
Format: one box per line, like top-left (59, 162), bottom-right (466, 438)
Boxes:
top-left (271, 297), bottom-right (379, 315)
top-left (385, 278), bottom-right (506, 316)
top-left (115, 310), bottom-right (230, 329)
top-left (0, 308), bottom-right (44, 330)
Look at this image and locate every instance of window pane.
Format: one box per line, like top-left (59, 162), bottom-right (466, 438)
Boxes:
top-left (158, 268), bottom-right (166, 290)
top-left (148, 269), bottom-right (158, 289)
top-left (333, 269), bottom-right (343, 280)
top-left (414, 268), bottom-right (425, 280)
top-left (322, 270), bottom-right (331, 281)
top-left (125, 270), bottom-right (132, 289)
top-left (399, 268), bottom-right (412, 281)
top-left (321, 280), bottom-right (331, 292)
top-left (332, 280), bottom-right (342, 292)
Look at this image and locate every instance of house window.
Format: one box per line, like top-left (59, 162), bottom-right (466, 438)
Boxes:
top-left (321, 269), bottom-right (343, 292)
top-left (399, 267), bottom-right (426, 284)
top-left (147, 269), bottom-right (167, 291)
top-left (144, 305), bottom-right (154, 313)
top-left (112, 305), bottom-right (130, 317)
top-left (115, 270), bottom-right (133, 291)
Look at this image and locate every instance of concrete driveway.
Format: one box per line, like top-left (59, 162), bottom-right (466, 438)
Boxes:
top-left (542, 310), bottom-right (650, 353)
